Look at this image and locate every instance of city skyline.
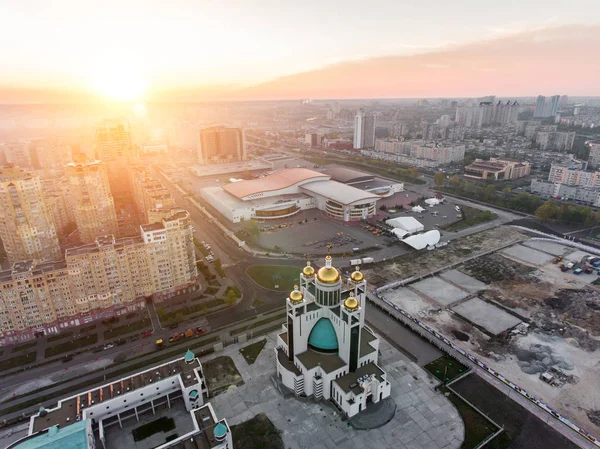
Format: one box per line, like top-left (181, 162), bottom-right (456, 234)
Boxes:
top-left (0, 1), bottom-right (599, 102)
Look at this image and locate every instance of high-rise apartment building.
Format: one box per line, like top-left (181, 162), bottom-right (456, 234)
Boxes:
top-left (535, 131), bottom-right (576, 152)
top-left (0, 210), bottom-right (198, 343)
top-left (94, 119), bottom-right (135, 201)
top-left (587, 141), bottom-right (600, 169)
top-left (197, 126), bottom-right (246, 164)
top-left (2, 142), bottom-right (32, 168)
top-left (66, 160), bottom-right (119, 243)
top-left (131, 166), bottom-right (177, 224)
top-left (305, 133), bottom-right (324, 147)
top-left (0, 165), bottom-right (61, 265)
top-left (353, 110), bottom-right (376, 149)
top-left (534, 95), bottom-right (561, 118)
top-left (42, 176), bottom-right (75, 238)
top-left (548, 163), bottom-right (600, 188)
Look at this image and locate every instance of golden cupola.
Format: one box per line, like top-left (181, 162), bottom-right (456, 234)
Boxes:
top-left (303, 260), bottom-right (315, 277)
top-left (350, 265), bottom-right (364, 283)
top-left (317, 255), bottom-right (340, 284)
top-left (343, 291), bottom-right (359, 311)
top-left (289, 284), bottom-right (304, 303)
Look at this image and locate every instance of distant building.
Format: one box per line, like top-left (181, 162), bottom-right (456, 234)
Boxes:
top-left (367, 140), bottom-right (465, 168)
top-left (275, 258), bottom-right (391, 418)
top-left (2, 142), bottom-right (32, 168)
top-left (531, 179), bottom-right (600, 206)
top-left (548, 163), bottom-right (600, 188)
top-left (0, 210), bottom-right (197, 343)
top-left (197, 126), bottom-right (246, 165)
top-left (353, 110), bottom-right (376, 149)
top-left (11, 352), bottom-right (232, 449)
top-left (0, 165), bottom-right (61, 265)
top-left (587, 141), bottom-right (600, 169)
top-left (534, 95), bottom-right (561, 118)
top-left (455, 101), bottom-right (519, 128)
top-left (66, 160), bottom-right (119, 243)
top-left (464, 158), bottom-right (531, 181)
top-left (535, 131), bottom-right (576, 152)
top-left (305, 132), bottom-right (324, 147)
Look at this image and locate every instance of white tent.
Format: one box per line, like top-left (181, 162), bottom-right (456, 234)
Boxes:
top-left (403, 230), bottom-right (441, 250)
top-left (386, 216), bottom-right (424, 234)
top-left (425, 198), bottom-right (440, 206)
top-left (411, 205), bottom-right (425, 213)
top-left (391, 228), bottom-right (409, 239)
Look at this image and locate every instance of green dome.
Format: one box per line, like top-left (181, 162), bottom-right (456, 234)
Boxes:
top-left (214, 422), bottom-right (228, 439)
top-left (308, 318), bottom-right (338, 353)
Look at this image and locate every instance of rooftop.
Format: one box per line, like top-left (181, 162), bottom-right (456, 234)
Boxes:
top-left (321, 167), bottom-right (374, 184)
top-left (296, 349), bottom-right (346, 374)
top-left (335, 362), bottom-right (385, 395)
top-left (10, 419), bottom-right (89, 449)
top-left (223, 168), bottom-right (329, 199)
top-left (33, 357), bottom-right (202, 433)
top-left (300, 180), bottom-right (380, 206)
top-left (141, 222), bottom-right (165, 232)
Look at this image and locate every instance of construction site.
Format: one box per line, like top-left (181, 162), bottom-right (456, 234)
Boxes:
top-left (370, 227), bottom-right (600, 437)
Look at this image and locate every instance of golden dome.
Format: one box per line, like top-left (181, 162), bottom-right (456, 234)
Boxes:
top-left (350, 266), bottom-right (364, 283)
top-left (289, 285), bottom-right (303, 302)
top-left (303, 261), bottom-right (315, 277)
top-left (344, 292), bottom-right (359, 311)
top-left (317, 255), bottom-right (340, 284)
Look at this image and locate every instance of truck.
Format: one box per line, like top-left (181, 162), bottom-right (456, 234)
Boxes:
top-left (350, 259), bottom-right (362, 266)
top-left (184, 328), bottom-right (194, 338)
top-left (361, 257), bottom-right (374, 264)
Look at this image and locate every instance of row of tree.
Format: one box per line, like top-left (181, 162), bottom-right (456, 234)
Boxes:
top-left (535, 200), bottom-right (600, 225)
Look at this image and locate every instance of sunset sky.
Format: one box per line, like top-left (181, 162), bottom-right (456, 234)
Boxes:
top-left (1, 0), bottom-right (599, 102)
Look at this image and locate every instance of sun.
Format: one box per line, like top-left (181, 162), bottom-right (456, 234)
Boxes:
top-left (92, 68), bottom-right (148, 102)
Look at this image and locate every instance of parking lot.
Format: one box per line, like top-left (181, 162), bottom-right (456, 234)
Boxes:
top-left (256, 209), bottom-right (396, 256)
top-left (383, 200), bottom-right (463, 233)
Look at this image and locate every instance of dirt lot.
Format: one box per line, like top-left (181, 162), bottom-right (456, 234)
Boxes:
top-left (452, 375), bottom-right (580, 449)
top-left (363, 226), bottom-right (527, 286)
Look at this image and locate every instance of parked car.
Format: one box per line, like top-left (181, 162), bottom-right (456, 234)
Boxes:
top-left (92, 346), bottom-right (103, 353)
top-left (62, 354), bottom-right (73, 363)
top-left (103, 344), bottom-right (115, 350)
top-left (141, 331), bottom-right (152, 338)
top-left (195, 327), bottom-right (206, 336)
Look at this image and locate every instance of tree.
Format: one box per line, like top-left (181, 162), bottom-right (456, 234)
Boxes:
top-left (449, 175), bottom-right (460, 187)
top-left (225, 289), bottom-right (237, 305)
top-left (502, 186), bottom-right (512, 201)
top-left (156, 306), bottom-right (165, 317)
top-left (483, 185), bottom-right (496, 201)
top-left (174, 312), bottom-right (184, 325)
top-left (536, 200), bottom-right (560, 222)
top-left (434, 172), bottom-right (445, 187)
top-left (407, 168), bottom-right (419, 178)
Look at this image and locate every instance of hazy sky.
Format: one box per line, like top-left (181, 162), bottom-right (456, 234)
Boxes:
top-left (1, 0), bottom-right (600, 100)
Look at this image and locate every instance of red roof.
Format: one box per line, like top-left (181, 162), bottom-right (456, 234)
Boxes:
top-left (223, 168), bottom-right (329, 199)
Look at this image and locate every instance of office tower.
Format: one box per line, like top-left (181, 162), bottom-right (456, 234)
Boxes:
top-left (197, 126), bottom-right (246, 164)
top-left (353, 110), bottom-right (376, 149)
top-left (0, 210), bottom-right (198, 339)
top-left (66, 160), bottom-right (119, 243)
top-left (0, 165), bottom-right (61, 264)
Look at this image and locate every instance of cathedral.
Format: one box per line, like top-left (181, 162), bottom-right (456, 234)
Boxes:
top-left (275, 254), bottom-right (392, 417)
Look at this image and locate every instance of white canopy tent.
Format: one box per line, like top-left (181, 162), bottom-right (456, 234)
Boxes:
top-left (425, 198), bottom-right (440, 206)
top-left (403, 230), bottom-right (441, 250)
top-left (386, 216), bottom-right (424, 234)
top-left (411, 205), bottom-right (425, 213)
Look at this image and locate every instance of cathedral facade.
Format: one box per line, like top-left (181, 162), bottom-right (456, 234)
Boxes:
top-left (275, 255), bottom-right (391, 417)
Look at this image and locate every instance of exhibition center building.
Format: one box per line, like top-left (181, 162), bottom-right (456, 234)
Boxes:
top-left (202, 168), bottom-right (402, 223)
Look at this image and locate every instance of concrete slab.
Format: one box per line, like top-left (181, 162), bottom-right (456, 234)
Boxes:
top-left (452, 298), bottom-right (521, 335)
top-left (521, 240), bottom-right (570, 256)
top-left (501, 244), bottom-right (554, 266)
top-left (384, 288), bottom-right (436, 316)
top-left (439, 270), bottom-right (487, 293)
top-left (411, 277), bottom-right (469, 306)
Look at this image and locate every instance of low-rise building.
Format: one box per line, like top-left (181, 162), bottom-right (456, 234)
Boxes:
top-left (8, 351), bottom-right (232, 449)
top-left (464, 158), bottom-right (531, 181)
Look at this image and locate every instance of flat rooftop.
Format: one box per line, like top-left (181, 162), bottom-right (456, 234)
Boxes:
top-left (191, 160), bottom-right (273, 178)
top-left (33, 357), bottom-right (202, 433)
top-left (296, 349), bottom-right (346, 374)
top-left (335, 362), bottom-right (385, 395)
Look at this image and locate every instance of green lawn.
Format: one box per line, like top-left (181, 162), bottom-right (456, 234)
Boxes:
top-left (239, 339), bottom-right (267, 365)
top-left (246, 265), bottom-right (303, 291)
top-left (230, 313), bottom-right (286, 336)
top-left (424, 355), bottom-right (469, 383)
top-left (439, 387), bottom-right (500, 448)
top-left (442, 206), bottom-right (497, 232)
top-left (231, 413), bottom-right (284, 449)
top-left (45, 335), bottom-right (98, 358)
top-left (104, 319), bottom-right (151, 340)
top-left (12, 341), bottom-right (37, 352)
top-left (0, 352), bottom-right (36, 372)
top-left (47, 332), bottom-right (73, 343)
top-left (205, 286), bottom-right (220, 295)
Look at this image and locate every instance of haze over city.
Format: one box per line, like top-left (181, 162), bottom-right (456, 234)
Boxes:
top-left (1, 0), bottom-right (600, 102)
top-left (3, 2), bottom-right (600, 449)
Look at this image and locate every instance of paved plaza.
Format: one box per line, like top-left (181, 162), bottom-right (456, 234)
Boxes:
top-left (521, 240), bottom-right (570, 256)
top-left (206, 332), bottom-right (464, 449)
top-left (411, 277), bottom-right (469, 306)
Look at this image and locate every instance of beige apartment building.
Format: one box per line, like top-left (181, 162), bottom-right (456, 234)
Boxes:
top-left (131, 166), bottom-right (177, 224)
top-left (66, 160), bottom-right (119, 243)
top-left (0, 210), bottom-right (198, 344)
top-left (0, 165), bottom-right (61, 265)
